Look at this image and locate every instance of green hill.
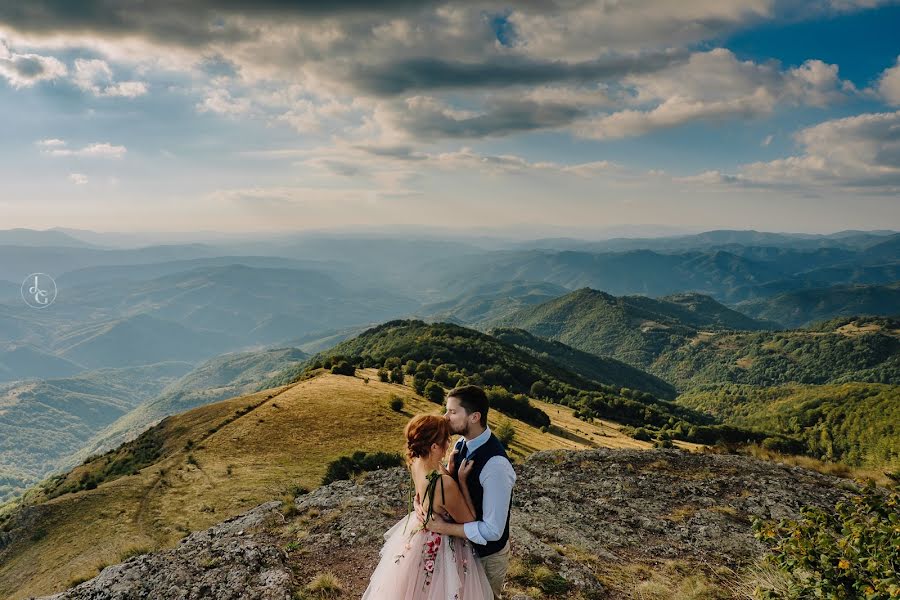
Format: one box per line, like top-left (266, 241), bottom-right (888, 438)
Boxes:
top-left (735, 282), bottom-right (900, 328)
top-left (417, 280), bottom-right (569, 325)
top-left (652, 316), bottom-right (900, 389)
top-left (676, 382), bottom-right (899, 469)
top-left (488, 288), bottom-right (772, 368)
top-left (68, 347), bottom-right (309, 468)
top-left (489, 327), bottom-right (677, 400)
top-left (0, 362), bottom-right (193, 503)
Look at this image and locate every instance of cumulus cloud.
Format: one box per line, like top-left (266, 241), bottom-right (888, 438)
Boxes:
top-left (577, 49), bottom-right (854, 139)
top-left (42, 140), bottom-right (127, 158)
top-left (0, 41), bottom-right (66, 88)
top-left (72, 58), bottom-right (147, 97)
top-left (682, 111), bottom-right (900, 190)
top-left (196, 88), bottom-right (251, 115)
top-left (68, 173), bottom-right (89, 185)
top-left (877, 56), bottom-right (900, 105)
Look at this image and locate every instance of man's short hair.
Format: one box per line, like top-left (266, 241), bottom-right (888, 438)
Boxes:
top-left (447, 384), bottom-right (488, 428)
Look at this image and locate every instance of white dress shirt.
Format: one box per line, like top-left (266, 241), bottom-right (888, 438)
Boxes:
top-left (456, 427), bottom-right (516, 546)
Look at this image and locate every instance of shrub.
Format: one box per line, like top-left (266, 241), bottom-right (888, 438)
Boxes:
top-left (389, 395), bottom-right (404, 412)
top-left (632, 427), bottom-right (652, 442)
top-left (377, 368), bottom-right (389, 382)
top-left (389, 367), bottom-right (404, 384)
top-left (424, 381), bottom-right (445, 404)
top-left (330, 361), bottom-right (355, 376)
top-left (495, 419), bottom-right (516, 447)
top-left (753, 479), bottom-right (900, 599)
top-left (322, 451), bottom-right (404, 485)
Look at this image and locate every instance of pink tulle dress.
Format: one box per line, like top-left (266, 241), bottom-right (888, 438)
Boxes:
top-left (362, 513), bottom-right (494, 599)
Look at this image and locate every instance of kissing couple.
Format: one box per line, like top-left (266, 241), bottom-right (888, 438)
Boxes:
top-left (363, 385), bottom-right (515, 599)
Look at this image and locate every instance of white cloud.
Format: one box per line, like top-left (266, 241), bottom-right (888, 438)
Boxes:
top-left (682, 111), bottom-right (900, 190)
top-left (0, 40), bottom-right (66, 88)
top-left (877, 56), bottom-right (900, 105)
top-left (36, 138), bottom-right (66, 147)
top-left (575, 50), bottom-right (854, 139)
top-left (68, 173), bottom-right (88, 185)
top-left (196, 89), bottom-right (251, 115)
top-left (72, 58), bottom-right (147, 97)
top-left (43, 141), bottom-right (127, 158)
top-left (762, 134), bottom-right (774, 147)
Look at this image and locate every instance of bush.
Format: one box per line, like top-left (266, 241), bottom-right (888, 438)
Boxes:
top-left (485, 386), bottom-right (550, 428)
top-left (753, 479), bottom-right (900, 599)
top-left (632, 427), bottom-right (652, 441)
top-left (495, 419), bottom-right (516, 447)
top-left (377, 368), bottom-right (389, 382)
top-left (322, 451), bottom-right (404, 485)
top-left (424, 381), bottom-right (445, 404)
top-left (389, 367), bottom-right (404, 384)
top-left (389, 395), bottom-right (404, 412)
top-left (330, 361), bottom-right (355, 376)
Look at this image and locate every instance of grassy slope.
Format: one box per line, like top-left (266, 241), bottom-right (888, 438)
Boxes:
top-left (0, 368), bottom-right (679, 599)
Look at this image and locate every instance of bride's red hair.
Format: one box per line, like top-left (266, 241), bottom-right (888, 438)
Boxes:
top-left (405, 414), bottom-right (451, 462)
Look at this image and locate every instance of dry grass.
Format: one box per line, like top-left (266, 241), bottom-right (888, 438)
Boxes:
top-left (741, 444), bottom-right (893, 486)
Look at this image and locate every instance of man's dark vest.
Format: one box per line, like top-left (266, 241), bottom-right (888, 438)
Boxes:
top-left (451, 433), bottom-right (512, 557)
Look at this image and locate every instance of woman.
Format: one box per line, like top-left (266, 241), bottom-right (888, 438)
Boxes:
top-left (363, 414), bottom-right (494, 599)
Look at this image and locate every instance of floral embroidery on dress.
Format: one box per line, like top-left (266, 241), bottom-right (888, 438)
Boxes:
top-left (421, 530), bottom-right (442, 588)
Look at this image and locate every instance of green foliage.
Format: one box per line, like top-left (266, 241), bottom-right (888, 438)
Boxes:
top-left (485, 386), bottom-right (550, 428)
top-left (377, 368), bottom-right (389, 382)
top-left (329, 361), bottom-right (355, 376)
top-left (389, 366), bottom-right (405, 384)
top-left (753, 480), bottom-right (900, 599)
top-left (389, 395), bottom-right (404, 412)
top-left (495, 419), bottom-right (516, 447)
top-left (321, 451), bottom-right (404, 485)
top-left (678, 383), bottom-right (900, 469)
top-left (424, 381), bottom-right (444, 404)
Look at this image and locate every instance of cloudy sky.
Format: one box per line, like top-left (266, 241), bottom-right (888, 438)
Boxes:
top-left (1, 1), bottom-right (899, 235)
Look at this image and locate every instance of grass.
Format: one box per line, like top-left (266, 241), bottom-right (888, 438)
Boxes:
top-left (296, 572), bottom-right (344, 599)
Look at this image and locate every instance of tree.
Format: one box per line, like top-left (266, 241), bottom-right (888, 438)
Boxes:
top-left (389, 367), bottom-right (404, 384)
top-left (530, 380), bottom-right (549, 399)
top-left (424, 381), bottom-right (445, 405)
top-left (495, 419), bottom-right (516, 448)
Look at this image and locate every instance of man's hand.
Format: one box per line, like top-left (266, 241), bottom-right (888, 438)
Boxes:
top-left (425, 512), bottom-right (450, 534)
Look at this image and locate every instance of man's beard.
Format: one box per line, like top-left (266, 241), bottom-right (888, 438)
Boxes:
top-left (450, 421), bottom-right (469, 436)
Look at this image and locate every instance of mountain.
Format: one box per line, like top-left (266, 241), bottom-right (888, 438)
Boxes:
top-left (489, 327), bottom-right (677, 400)
top-left (487, 288), bottom-right (773, 368)
top-left (419, 249), bottom-right (790, 301)
top-left (0, 369), bottom-right (658, 599)
top-left (0, 362), bottom-right (193, 503)
top-left (53, 313), bottom-right (237, 369)
top-left (735, 282), bottom-right (900, 328)
top-left (416, 280), bottom-right (569, 325)
top-left (676, 382), bottom-right (899, 469)
top-left (21, 448), bottom-right (856, 600)
top-left (68, 347), bottom-right (310, 467)
top-left (0, 345), bottom-right (84, 382)
top-left (0, 229), bottom-right (101, 249)
top-left (651, 316), bottom-right (900, 389)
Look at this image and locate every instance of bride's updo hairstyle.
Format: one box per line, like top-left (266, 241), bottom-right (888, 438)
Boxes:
top-left (405, 414), bottom-right (451, 462)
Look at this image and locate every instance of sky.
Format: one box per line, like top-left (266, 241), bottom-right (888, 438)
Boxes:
top-left (1, 1), bottom-right (899, 235)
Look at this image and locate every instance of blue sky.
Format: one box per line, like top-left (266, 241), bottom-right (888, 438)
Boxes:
top-left (0, 1), bottom-right (899, 235)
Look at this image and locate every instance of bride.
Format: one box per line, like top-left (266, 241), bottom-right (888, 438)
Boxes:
top-left (363, 414), bottom-right (494, 599)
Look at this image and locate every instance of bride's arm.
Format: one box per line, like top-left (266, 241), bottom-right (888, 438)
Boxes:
top-left (434, 475), bottom-right (476, 524)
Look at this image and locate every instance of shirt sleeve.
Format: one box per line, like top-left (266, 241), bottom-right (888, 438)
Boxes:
top-left (462, 456), bottom-right (516, 546)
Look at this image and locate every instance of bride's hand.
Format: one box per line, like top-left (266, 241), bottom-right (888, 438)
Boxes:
top-left (458, 458), bottom-right (474, 483)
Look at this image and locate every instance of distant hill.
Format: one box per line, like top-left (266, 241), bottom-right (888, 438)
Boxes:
top-left (69, 347), bottom-right (309, 467)
top-left (419, 249), bottom-right (789, 301)
top-left (54, 313), bottom-right (236, 369)
top-left (416, 280), bottom-right (569, 325)
top-left (0, 362), bottom-right (193, 503)
top-left (0, 345), bottom-right (84, 382)
top-left (677, 382), bottom-right (899, 469)
top-left (651, 316), bottom-right (900, 389)
top-left (489, 327), bottom-right (677, 400)
top-left (736, 282), bottom-right (900, 327)
top-left (487, 288), bottom-right (773, 368)
top-left (0, 229), bottom-right (100, 249)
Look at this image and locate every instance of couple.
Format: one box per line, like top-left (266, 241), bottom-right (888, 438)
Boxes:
top-left (363, 385), bottom-right (515, 599)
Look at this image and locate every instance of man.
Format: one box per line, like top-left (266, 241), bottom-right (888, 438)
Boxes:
top-left (423, 385), bottom-right (516, 599)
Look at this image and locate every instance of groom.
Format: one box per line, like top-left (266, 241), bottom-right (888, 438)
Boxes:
top-left (423, 384), bottom-right (516, 599)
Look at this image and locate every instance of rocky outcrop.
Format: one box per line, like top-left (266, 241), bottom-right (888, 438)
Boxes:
top-left (36, 448), bottom-right (855, 599)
